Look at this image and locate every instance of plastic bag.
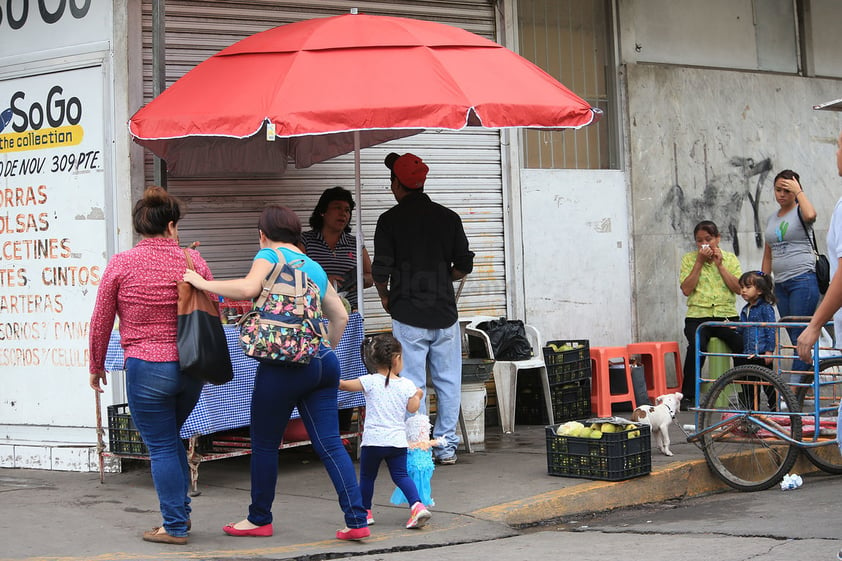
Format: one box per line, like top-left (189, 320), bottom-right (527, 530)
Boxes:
top-left (478, 318), bottom-right (533, 360)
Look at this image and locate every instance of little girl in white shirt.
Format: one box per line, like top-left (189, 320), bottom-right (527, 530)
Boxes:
top-left (339, 334), bottom-right (432, 529)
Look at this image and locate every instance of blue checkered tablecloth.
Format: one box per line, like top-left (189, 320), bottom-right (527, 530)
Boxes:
top-left (104, 313), bottom-right (367, 438)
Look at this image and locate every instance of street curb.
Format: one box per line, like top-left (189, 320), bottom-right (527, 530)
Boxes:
top-left (471, 455), bottom-right (820, 527)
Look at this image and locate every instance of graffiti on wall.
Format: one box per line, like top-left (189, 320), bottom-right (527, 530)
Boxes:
top-left (663, 142), bottom-right (772, 256)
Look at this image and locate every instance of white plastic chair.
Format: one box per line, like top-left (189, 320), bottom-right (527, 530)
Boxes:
top-left (464, 316), bottom-right (553, 434)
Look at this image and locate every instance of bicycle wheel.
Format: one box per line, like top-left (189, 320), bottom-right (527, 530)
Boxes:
top-left (796, 357), bottom-right (842, 474)
top-left (699, 365), bottom-right (802, 492)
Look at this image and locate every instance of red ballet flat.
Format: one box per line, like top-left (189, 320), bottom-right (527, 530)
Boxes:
top-left (222, 522), bottom-right (273, 537)
top-left (335, 526), bottom-right (370, 541)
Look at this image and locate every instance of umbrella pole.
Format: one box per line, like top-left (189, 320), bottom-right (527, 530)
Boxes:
top-left (354, 130), bottom-right (365, 318)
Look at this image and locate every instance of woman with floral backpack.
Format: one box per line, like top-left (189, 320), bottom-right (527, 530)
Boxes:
top-left (182, 204), bottom-right (369, 541)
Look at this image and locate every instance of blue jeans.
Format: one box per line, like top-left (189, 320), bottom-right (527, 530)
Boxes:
top-left (775, 271), bottom-right (820, 378)
top-left (392, 319), bottom-right (462, 459)
top-left (358, 446), bottom-right (420, 509)
top-left (247, 347), bottom-right (367, 529)
top-left (125, 358), bottom-right (204, 538)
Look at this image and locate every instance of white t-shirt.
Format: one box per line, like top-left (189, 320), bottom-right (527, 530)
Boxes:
top-left (358, 374), bottom-right (418, 448)
top-left (828, 198), bottom-right (842, 339)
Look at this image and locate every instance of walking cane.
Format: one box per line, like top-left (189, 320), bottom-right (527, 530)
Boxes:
top-left (95, 391), bottom-right (105, 484)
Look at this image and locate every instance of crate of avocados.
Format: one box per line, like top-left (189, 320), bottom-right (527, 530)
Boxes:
top-left (545, 419), bottom-right (651, 481)
top-left (543, 340), bottom-right (591, 384)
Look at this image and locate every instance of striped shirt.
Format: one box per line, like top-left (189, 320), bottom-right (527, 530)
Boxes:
top-left (301, 229), bottom-right (363, 308)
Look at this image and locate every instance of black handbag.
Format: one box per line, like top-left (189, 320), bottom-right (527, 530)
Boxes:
top-left (177, 249), bottom-right (234, 385)
top-left (797, 207), bottom-right (830, 294)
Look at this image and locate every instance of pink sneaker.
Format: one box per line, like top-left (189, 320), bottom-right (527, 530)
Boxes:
top-left (406, 501), bottom-right (431, 529)
top-left (366, 509), bottom-right (375, 525)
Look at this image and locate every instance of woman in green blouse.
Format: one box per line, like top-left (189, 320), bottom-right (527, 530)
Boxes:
top-left (679, 220), bottom-right (744, 409)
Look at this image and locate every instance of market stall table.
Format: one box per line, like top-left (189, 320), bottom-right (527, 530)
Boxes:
top-left (98, 313), bottom-right (367, 491)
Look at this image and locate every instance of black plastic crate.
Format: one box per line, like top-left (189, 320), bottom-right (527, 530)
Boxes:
top-left (107, 403), bottom-right (213, 456)
top-left (545, 422), bottom-right (651, 481)
top-left (514, 373), bottom-right (548, 425)
top-left (551, 380), bottom-right (592, 423)
top-left (515, 377), bottom-right (591, 425)
top-left (543, 340), bottom-right (591, 385)
top-left (107, 403), bottom-right (148, 455)
top-left (462, 358), bottom-right (495, 384)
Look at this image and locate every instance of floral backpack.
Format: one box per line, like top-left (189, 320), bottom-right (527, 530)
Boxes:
top-left (237, 249), bottom-right (327, 365)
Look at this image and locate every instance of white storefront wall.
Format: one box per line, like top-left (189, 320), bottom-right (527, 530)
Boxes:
top-left (0, 2), bottom-right (123, 470)
top-left (521, 169), bottom-right (632, 347)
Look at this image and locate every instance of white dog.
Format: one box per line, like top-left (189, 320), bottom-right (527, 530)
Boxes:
top-left (630, 392), bottom-right (683, 456)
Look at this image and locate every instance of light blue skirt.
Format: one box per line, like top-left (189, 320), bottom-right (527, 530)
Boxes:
top-left (390, 448), bottom-right (435, 506)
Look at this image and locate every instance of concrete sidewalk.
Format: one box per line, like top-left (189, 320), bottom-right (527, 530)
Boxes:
top-left (0, 412), bottom-right (820, 561)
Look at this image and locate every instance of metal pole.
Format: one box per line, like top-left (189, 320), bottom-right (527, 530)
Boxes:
top-left (152, 0), bottom-right (167, 187)
top-left (354, 131), bottom-right (364, 318)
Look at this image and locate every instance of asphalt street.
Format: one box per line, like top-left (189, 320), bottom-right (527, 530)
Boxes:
top-left (317, 474), bottom-right (842, 561)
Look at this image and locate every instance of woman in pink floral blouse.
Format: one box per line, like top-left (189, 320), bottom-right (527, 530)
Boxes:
top-left (89, 186), bottom-right (213, 545)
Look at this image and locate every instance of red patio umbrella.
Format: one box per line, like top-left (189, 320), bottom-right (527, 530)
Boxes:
top-left (128, 12), bottom-right (602, 311)
top-left (129, 12), bottom-right (600, 176)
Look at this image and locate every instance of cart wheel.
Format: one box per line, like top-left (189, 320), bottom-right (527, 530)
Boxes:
top-left (699, 365), bottom-right (801, 492)
top-left (796, 357), bottom-right (842, 474)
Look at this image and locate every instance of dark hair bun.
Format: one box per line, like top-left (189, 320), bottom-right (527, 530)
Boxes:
top-left (143, 185), bottom-right (169, 206)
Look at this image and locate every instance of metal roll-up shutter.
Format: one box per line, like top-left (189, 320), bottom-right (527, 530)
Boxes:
top-left (139, 1), bottom-right (504, 333)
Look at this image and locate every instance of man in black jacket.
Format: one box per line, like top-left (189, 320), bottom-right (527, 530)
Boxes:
top-left (373, 152), bottom-right (474, 464)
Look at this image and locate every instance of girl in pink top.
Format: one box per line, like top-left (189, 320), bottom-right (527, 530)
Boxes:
top-left (88, 186), bottom-right (213, 545)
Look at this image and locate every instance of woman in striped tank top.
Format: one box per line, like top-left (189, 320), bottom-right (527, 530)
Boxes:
top-left (301, 187), bottom-right (373, 311)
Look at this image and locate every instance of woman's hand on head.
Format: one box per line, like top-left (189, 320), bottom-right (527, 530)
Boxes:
top-left (778, 178), bottom-right (802, 195)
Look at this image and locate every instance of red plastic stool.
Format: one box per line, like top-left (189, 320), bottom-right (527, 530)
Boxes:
top-left (590, 346), bottom-right (637, 417)
top-left (626, 341), bottom-right (683, 402)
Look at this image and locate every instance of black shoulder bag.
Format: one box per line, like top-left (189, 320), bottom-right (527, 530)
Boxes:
top-left (796, 206), bottom-right (830, 295)
top-left (177, 249), bottom-right (234, 385)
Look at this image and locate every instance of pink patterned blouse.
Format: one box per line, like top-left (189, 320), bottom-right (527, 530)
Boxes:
top-left (88, 237), bottom-right (213, 374)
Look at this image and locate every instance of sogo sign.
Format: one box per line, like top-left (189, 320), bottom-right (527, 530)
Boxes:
top-left (8, 86), bottom-right (83, 132)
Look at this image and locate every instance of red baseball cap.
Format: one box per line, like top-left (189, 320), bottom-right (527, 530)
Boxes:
top-left (389, 153), bottom-right (429, 189)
